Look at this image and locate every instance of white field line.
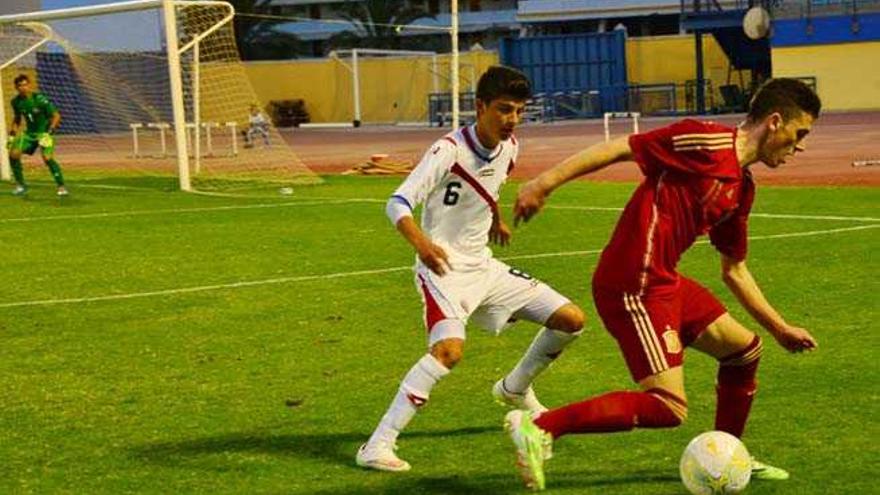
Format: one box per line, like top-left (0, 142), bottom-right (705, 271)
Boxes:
top-left (2, 196), bottom-right (877, 223)
top-left (74, 184), bottom-right (159, 191)
top-left (532, 205), bottom-right (880, 222)
top-left (748, 212), bottom-right (880, 222)
top-left (0, 198), bottom-right (384, 224)
top-left (0, 223), bottom-right (876, 309)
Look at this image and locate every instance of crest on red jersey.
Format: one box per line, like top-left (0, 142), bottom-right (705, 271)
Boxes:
top-left (662, 327), bottom-right (682, 354)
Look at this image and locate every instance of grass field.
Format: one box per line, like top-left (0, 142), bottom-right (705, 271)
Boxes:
top-left (1, 176), bottom-right (877, 494)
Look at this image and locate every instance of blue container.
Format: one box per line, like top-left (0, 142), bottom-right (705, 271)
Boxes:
top-left (500, 31), bottom-right (628, 114)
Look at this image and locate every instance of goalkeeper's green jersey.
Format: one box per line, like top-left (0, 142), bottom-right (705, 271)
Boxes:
top-left (11, 92), bottom-right (57, 134)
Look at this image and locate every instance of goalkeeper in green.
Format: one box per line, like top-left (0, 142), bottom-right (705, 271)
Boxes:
top-left (7, 74), bottom-right (68, 196)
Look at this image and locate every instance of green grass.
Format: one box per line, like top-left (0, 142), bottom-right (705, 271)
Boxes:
top-left (1, 176), bottom-right (877, 494)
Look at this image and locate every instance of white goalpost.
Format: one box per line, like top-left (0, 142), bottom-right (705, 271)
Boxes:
top-left (0, 22), bottom-right (52, 182)
top-left (330, 48), bottom-right (440, 127)
top-left (450, 0), bottom-right (459, 130)
top-left (321, 48), bottom-right (474, 129)
top-left (0, 0), bottom-right (320, 193)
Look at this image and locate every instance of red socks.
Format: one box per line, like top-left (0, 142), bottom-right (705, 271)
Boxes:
top-left (532, 336), bottom-right (762, 441)
top-left (715, 335), bottom-right (762, 438)
top-left (534, 389), bottom-right (684, 438)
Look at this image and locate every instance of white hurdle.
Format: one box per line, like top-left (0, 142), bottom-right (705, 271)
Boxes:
top-left (603, 111), bottom-right (640, 142)
top-left (130, 121), bottom-right (238, 159)
top-left (129, 123), bottom-right (143, 158)
top-left (146, 122), bottom-right (170, 157)
top-left (202, 121), bottom-right (219, 157)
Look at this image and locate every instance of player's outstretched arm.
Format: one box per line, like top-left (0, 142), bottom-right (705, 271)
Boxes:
top-left (720, 254), bottom-right (818, 353)
top-left (514, 136), bottom-right (633, 225)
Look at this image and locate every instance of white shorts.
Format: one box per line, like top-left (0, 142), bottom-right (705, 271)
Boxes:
top-left (414, 257), bottom-right (571, 346)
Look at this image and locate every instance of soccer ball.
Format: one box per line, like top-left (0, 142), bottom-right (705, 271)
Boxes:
top-left (680, 431), bottom-right (752, 494)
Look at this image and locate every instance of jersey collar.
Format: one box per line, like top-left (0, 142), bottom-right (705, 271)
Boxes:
top-left (462, 125), bottom-right (503, 163)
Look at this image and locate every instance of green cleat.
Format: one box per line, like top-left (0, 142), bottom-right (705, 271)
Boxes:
top-left (751, 458), bottom-right (790, 480)
top-left (504, 409), bottom-right (551, 491)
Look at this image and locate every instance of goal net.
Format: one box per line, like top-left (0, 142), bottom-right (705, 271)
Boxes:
top-left (0, 0), bottom-right (321, 193)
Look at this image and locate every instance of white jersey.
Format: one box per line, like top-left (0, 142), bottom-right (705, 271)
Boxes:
top-left (249, 112), bottom-right (268, 126)
top-left (390, 125), bottom-right (519, 267)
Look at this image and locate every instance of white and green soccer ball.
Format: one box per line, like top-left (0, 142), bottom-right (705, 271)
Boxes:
top-left (680, 431), bottom-right (752, 494)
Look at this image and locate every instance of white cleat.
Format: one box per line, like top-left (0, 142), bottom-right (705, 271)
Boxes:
top-left (493, 378), bottom-right (548, 414)
top-left (56, 186), bottom-right (69, 197)
top-left (356, 441), bottom-right (411, 472)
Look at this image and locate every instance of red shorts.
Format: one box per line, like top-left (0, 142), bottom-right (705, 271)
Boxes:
top-left (592, 276), bottom-right (727, 382)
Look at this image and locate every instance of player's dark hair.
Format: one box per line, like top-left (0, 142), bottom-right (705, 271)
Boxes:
top-left (747, 78), bottom-right (821, 122)
top-left (476, 65), bottom-right (531, 104)
top-left (14, 74), bottom-right (30, 86)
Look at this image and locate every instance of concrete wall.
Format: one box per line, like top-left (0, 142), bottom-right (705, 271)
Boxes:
top-left (771, 14), bottom-right (880, 111)
top-left (244, 50), bottom-right (499, 124)
top-left (243, 34), bottom-right (762, 122)
top-left (772, 41), bottom-right (880, 111)
top-left (627, 34), bottom-right (745, 110)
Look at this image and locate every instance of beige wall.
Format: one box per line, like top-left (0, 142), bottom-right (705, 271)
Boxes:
top-left (244, 37), bottom-right (759, 122)
top-left (627, 34), bottom-right (736, 86)
top-left (627, 34), bottom-right (747, 110)
top-left (244, 51), bottom-right (499, 124)
top-left (772, 41), bottom-right (880, 111)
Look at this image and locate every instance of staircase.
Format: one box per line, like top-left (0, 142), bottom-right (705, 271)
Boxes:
top-left (680, 0), bottom-right (772, 73)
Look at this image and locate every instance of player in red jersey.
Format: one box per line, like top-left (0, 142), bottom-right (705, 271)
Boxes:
top-left (504, 78), bottom-right (821, 490)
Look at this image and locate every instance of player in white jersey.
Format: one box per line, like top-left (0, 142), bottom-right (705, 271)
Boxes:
top-left (244, 105), bottom-right (270, 148)
top-left (356, 66), bottom-right (587, 472)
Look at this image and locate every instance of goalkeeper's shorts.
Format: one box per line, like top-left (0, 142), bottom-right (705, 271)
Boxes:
top-left (8, 132), bottom-right (54, 156)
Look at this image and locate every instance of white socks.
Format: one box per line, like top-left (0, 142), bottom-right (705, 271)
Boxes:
top-left (503, 327), bottom-right (581, 394)
top-left (369, 353), bottom-right (450, 446)
top-left (366, 328), bottom-right (580, 447)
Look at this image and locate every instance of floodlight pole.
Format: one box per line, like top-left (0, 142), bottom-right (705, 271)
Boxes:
top-left (695, 30), bottom-right (706, 114)
top-left (352, 49), bottom-right (361, 127)
top-left (431, 53), bottom-right (439, 94)
top-left (450, 0), bottom-right (459, 129)
top-left (162, 0), bottom-right (191, 191)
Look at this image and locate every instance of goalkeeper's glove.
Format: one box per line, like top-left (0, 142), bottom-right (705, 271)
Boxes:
top-left (38, 133), bottom-right (54, 148)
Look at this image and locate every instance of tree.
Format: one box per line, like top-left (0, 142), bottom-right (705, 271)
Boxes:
top-left (226, 0), bottom-right (305, 60)
top-left (329, 0), bottom-right (435, 52)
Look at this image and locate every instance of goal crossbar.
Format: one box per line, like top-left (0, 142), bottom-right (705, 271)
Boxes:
top-left (0, 0), bottom-right (232, 24)
top-left (0, 0), bottom-right (163, 24)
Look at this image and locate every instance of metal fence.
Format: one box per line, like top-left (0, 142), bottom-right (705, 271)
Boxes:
top-left (426, 78), bottom-right (773, 125)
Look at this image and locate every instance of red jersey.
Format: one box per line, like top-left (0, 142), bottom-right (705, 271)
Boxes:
top-left (593, 119), bottom-right (755, 296)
